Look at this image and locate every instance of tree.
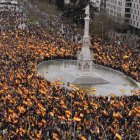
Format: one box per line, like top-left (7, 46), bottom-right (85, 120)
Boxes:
top-left (90, 13), bottom-right (114, 38)
top-left (63, 0), bottom-right (98, 26)
top-left (56, 0), bottom-right (64, 10)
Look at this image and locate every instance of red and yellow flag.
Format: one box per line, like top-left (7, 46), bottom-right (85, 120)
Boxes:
top-left (73, 116), bottom-right (81, 122)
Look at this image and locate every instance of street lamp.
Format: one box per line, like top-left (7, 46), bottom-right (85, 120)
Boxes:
top-left (133, 26), bottom-right (136, 35)
top-left (66, 82), bottom-right (73, 140)
top-left (99, 21), bottom-right (103, 41)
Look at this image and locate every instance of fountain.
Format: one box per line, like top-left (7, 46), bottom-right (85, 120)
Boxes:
top-left (37, 3), bottom-right (139, 96)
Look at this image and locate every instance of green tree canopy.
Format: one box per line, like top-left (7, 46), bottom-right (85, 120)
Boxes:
top-left (63, 0), bottom-right (98, 26)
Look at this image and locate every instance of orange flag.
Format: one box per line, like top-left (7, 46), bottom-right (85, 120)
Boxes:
top-left (113, 112), bottom-right (122, 119)
top-left (36, 129), bottom-right (42, 139)
top-left (115, 133), bottom-right (122, 140)
top-left (53, 132), bottom-right (60, 140)
top-left (18, 106), bottom-right (26, 114)
top-left (73, 116), bottom-right (81, 122)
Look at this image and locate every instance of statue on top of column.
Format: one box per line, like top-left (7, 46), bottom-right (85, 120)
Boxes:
top-left (85, 4), bottom-right (90, 15)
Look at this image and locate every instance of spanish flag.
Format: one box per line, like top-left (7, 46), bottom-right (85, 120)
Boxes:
top-left (19, 127), bottom-right (26, 136)
top-left (70, 83), bottom-right (75, 88)
top-left (54, 97), bottom-right (60, 100)
top-left (73, 116), bottom-right (81, 122)
top-left (79, 113), bottom-right (84, 117)
top-left (49, 112), bottom-right (54, 117)
top-left (42, 119), bottom-right (46, 127)
top-left (23, 100), bottom-right (28, 105)
top-left (36, 109), bottom-right (41, 115)
top-left (115, 133), bottom-right (122, 140)
top-left (62, 104), bottom-right (67, 109)
top-left (27, 99), bottom-right (33, 106)
top-left (92, 88), bottom-right (96, 91)
top-left (18, 106), bottom-right (26, 114)
top-left (75, 87), bottom-right (79, 90)
top-left (7, 115), bottom-right (11, 122)
top-left (113, 112), bottom-right (122, 119)
top-left (60, 100), bottom-right (65, 105)
top-left (79, 136), bottom-right (87, 140)
top-left (53, 132), bottom-right (59, 140)
top-left (8, 108), bottom-right (14, 113)
top-left (41, 110), bottom-right (46, 117)
top-left (56, 81), bottom-right (64, 85)
top-left (96, 126), bottom-right (100, 134)
top-left (133, 107), bottom-right (140, 113)
top-left (69, 93), bottom-right (74, 98)
top-left (36, 129), bottom-right (42, 139)
top-left (39, 89), bottom-right (46, 95)
top-left (103, 110), bottom-right (108, 116)
top-left (65, 110), bottom-right (71, 116)
top-left (56, 77), bottom-right (61, 81)
top-left (27, 74), bottom-right (33, 80)
top-left (38, 103), bottom-right (46, 112)
top-left (58, 116), bottom-right (65, 120)
top-left (123, 55), bottom-right (129, 59)
top-left (47, 95), bottom-right (53, 99)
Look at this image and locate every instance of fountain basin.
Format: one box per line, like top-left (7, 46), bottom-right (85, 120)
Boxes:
top-left (37, 59), bottom-right (139, 96)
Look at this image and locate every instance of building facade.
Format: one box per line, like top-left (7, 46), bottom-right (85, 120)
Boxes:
top-left (0, 0), bottom-right (27, 32)
top-left (105, 0), bottom-right (140, 33)
top-left (91, 0), bottom-right (102, 11)
top-left (106, 0), bottom-right (131, 23)
top-left (130, 0), bottom-right (140, 30)
top-left (100, 0), bottom-right (106, 12)
top-left (0, 0), bottom-right (19, 12)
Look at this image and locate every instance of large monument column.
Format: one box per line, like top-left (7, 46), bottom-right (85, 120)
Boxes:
top-left (64, 0), bottom-right (70, 4)
top-left (77, 4), bottom-right (92, 73)
top-left (73, 3), bottom-right (109, 85)
top-left (84, 4), bottom-right (90, 37)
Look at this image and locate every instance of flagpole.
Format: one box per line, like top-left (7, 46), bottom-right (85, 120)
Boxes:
top-left (88, 135), bottom-right (91, 140)
top-left (70, 94), bottom-right (73, 140)
top-left (66, 81), bottom-right (73, 140)
top-left (73, 122), bottom-right (76, 140)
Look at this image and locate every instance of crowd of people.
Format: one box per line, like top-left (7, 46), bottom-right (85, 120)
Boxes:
top-left (91, 36), bottom-right (140, 82)
top-left (0, 1), bottom-right (28, 33)
top-left (0, 0), bottom-right (140, 140)
top-left (22, 0), bottom-right (82, 44)
top-left (41, 12), bottom-right (82, 44)
top-left (107, 32), bottom-right (140, 48)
